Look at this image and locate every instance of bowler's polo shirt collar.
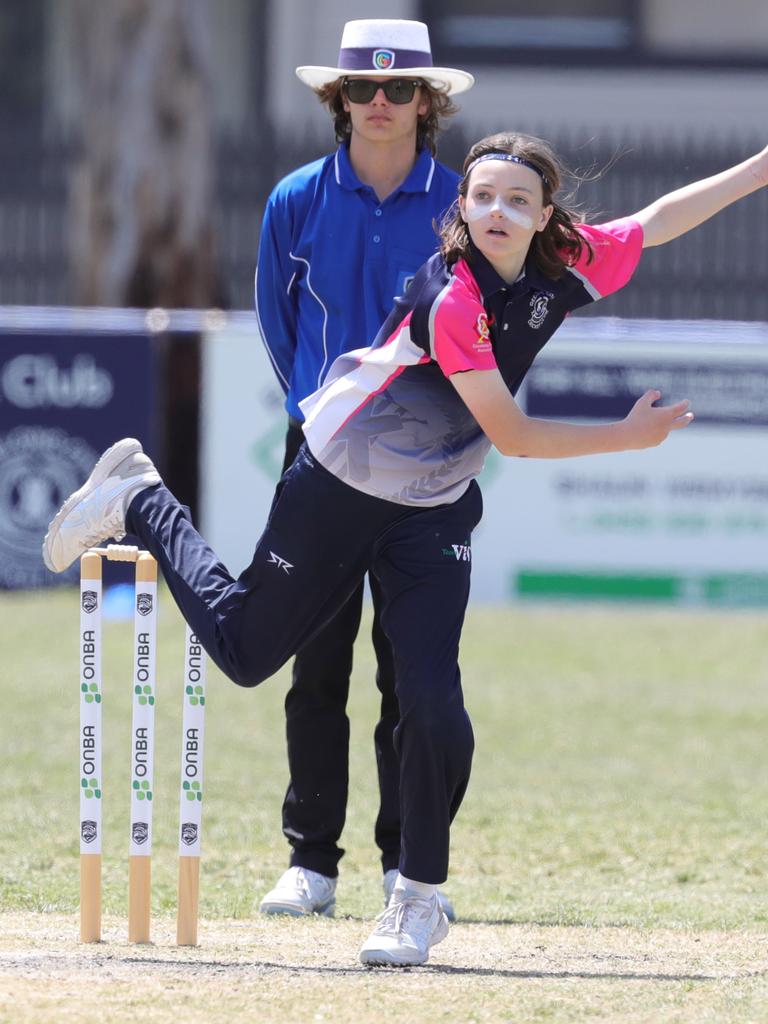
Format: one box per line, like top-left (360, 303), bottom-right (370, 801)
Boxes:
top-left (466, 242), bottom-right (554, 303)
top-left (334, 144), bottom-right (437, 195)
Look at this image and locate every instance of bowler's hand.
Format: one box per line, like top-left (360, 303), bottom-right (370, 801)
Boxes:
top-left (622, 389), bottom-right (694, 449)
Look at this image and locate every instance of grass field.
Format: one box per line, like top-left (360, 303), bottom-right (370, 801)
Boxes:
top-left (1, 584), bottom-right (768, 1022)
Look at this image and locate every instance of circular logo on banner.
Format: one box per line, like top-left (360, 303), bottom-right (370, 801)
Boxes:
top-left (0, 426), bottom-right (98, 588)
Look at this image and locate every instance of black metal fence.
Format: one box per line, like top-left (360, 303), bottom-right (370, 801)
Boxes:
top-left (0, 127), bottom-right (71, 306)
top-left (2, 122), bottom-right (767, 322)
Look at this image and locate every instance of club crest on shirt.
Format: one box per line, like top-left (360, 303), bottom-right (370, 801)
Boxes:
top-left (473, 312), bottom-right (493, 352)
top-left (528, 291), bottom-right (552, 329)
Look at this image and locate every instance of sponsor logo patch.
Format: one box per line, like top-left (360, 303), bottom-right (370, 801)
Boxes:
top-left (268, 551), bottom-right (293, 574)
top-left (136, 592), bottom-right (153, 616)
top-left (81, 820), bottom-right (98, 844)
top-left (473, 313), bottom-right (494, 352)
top-left (181, 823), bottom-right (198, 847)
top-left (442, 543), bottom-right (472, 562)
top-left (132, 822), bottom-right (149, 846)
top-left (373, 49), bottom-right (395, 70)
top-left (82, 590), bottom-right (98, 613)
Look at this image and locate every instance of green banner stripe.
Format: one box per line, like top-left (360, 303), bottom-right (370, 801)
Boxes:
top-left (517, 572), bottom-right (678, 600)
top-left (516, 572), bottom-right (768, 605)
top-left (703, 575), bottom-right (768, 603)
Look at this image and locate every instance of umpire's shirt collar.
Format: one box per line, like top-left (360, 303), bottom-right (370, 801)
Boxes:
top-left (335, 144), bottom-right (437, 194)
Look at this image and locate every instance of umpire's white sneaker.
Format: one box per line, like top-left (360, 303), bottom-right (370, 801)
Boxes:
top-left (383, 868), bottom-right (456, 923)
top-left (259, 866), bottom-right (336, 917)
top-left (359, 891), bottom-right (449, 967)
top-left (42, 438), bottom-right (160, 573)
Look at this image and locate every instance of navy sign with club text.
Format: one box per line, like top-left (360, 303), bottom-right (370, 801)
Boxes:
top-left (0, 332), bottom-right (155, 589)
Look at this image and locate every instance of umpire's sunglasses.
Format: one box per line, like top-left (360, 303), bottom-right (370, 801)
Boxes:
top-left (343, 78), bottom-right (422, 105)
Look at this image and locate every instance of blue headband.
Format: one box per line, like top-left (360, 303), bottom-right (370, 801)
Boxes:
top-left (466, 152), bottom-right (549, 187)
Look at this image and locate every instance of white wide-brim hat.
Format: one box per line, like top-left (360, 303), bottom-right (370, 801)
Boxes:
top-left (296, 19), bottom-right (474, 96)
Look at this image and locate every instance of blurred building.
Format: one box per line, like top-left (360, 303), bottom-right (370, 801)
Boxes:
top-left (0, 0), bottom-right (766, 316)
top-left (267, 0), bottom-right (767, 140)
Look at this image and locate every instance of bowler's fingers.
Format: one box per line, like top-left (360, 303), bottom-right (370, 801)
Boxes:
top-left (649, 395), bottom-right (694, 432)
top-left (638, 388), bottom-right (662, 407)
top-left (647, 395), bottom-right (691, 417)
top-left (668, 410), bottom-right (695, 431)
top-left (661, 397), bottom-right (691, 416)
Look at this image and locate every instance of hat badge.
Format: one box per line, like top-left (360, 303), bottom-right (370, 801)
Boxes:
top-left (373, 49), bottom-right (395, 70)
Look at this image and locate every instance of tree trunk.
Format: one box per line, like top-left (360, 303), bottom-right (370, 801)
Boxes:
top-left (69, 0), bottom-right (221, 307)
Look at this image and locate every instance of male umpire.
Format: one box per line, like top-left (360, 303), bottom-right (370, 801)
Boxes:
top-left (255, 19), bottom-right (473, 918)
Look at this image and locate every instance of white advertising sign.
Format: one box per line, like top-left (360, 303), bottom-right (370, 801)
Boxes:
top-left (489, 319), bottom-right (768, 604)
top-left (201, 319), bottom-right (768, 606)
top-left (200, 326), bottom-right (286, 578)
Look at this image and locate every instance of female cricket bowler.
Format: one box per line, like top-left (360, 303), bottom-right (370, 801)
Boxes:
top-left (44, 130), bottom-right (767, 967)
top-left (256, 18), bottom-right (472, 921)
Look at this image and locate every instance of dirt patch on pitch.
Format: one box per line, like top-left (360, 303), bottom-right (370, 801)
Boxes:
top-left (1, 913), bottom-right (767, 1024)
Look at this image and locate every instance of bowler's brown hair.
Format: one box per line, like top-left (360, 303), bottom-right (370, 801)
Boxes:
top-left (439, 132), bottom-right (593, 278)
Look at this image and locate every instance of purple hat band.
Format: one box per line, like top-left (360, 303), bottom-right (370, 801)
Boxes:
top-left (338, 47), bottom-right (433, 72)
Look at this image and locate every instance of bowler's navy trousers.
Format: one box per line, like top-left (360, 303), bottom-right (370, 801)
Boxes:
top-left (280, 420), bottom-right (399, 878)
top-left (126, 445), bottom-right (482, 883)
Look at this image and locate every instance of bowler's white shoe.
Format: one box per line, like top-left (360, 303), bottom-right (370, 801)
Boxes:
top-left (383, 869), bottom-right (456, 923)
top-left (42, 438), bottom-right (160, 573)
top-left (259, 866), bottom-right (336, 917)
top-left (360, 890), bottom-right (449, 967)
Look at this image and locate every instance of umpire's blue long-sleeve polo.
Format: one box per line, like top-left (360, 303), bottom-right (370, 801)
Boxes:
top-left (255, 144), bottom-right (459, 420)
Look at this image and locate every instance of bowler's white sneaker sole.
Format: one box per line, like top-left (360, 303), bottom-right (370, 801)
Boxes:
top-left (42, 438), bottom-right (159, 572)
top-left (259, 896), bottom-right (336, 918)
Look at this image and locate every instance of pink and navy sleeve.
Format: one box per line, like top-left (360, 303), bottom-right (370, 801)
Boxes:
top-left (429, 278), bottom-right (499, 377)
top-left (568, 217), bottom-right (644, 303)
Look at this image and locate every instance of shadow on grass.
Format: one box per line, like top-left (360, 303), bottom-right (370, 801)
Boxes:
top-left (3, 951), bottom-right (762, 982)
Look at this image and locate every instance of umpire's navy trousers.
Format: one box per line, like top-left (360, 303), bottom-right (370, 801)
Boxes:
top-left (126, 445), bottom-right (482, 884)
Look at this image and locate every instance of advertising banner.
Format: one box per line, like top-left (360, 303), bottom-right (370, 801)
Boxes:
top-left (500, 320), bottom-right (768, 605)
top-left (200, 319), bottom-right (768, 606)
top-left (0, 331), bottom-right (155, 588)
top-left (200, 326), bottom-right (285, 578)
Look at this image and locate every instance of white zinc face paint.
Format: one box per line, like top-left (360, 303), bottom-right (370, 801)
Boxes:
top-left (465, 194), bottom-right (534, 230)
